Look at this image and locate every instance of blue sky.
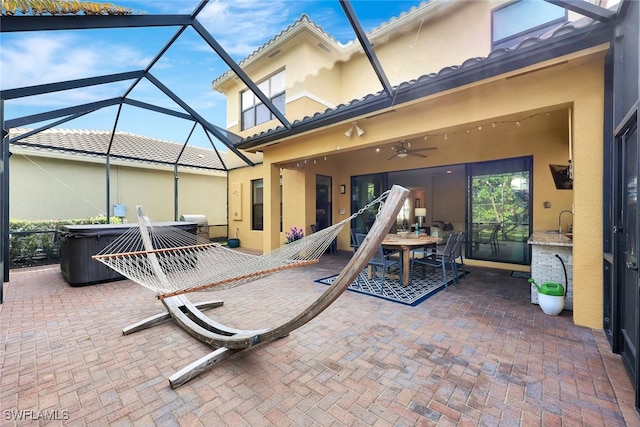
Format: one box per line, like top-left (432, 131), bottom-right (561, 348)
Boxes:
top-left (1, 0), bottom-right (423, 149)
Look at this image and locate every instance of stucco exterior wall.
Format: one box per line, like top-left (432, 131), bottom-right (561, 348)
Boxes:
top-left (220, 0), bottom-right (609, 329)
top-left (9, 153), bottom-right (228, 236)
top-left (228, 49), bottom-right (606, 328)
top-left (219, 32), bottom-right (343, 134)
top-left (227, 164), bottom-right (265, 249)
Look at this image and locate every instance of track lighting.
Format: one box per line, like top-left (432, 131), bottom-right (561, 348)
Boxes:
top-left (344, 122), bottom-right (365, 138)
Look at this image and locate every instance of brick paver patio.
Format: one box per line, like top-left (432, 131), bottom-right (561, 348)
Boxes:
top-left (1, 251), bottom-right (638, 426)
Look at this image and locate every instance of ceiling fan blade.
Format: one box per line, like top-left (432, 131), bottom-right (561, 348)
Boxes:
top-left (408, 152), bottom-right (428, 158)
top-left (387, 154), bottom-right (398, 160)
top-left (412, 147), bottom-right (438, 151)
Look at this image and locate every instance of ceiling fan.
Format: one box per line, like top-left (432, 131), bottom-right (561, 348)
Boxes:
top-left (387, 141), bottom-right (437, 160)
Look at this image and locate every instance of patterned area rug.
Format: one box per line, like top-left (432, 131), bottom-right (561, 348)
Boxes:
top-left (316, 265), bottom-right (465, 306)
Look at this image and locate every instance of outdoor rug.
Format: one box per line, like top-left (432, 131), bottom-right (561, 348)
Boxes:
top-left (315, 265), bottom-right (466, 306)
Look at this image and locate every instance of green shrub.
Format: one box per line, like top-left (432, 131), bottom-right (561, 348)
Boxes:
top-left (9, 215), bottom-right (122, 232)
top-left (9, 216), bottom-right (123, 267)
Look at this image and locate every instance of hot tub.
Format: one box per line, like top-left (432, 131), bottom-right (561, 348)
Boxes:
top-left (59, 222), bottom-right (196, 286)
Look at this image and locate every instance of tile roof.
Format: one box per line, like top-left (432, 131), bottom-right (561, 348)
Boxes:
top-left (9, 128), bottom-right (261, 171)
top-left (211, 1), bottom-right (446, 89)
top-left (236, 15), bottom-right (609, 149)
top-left (211, 14), bottom-right (344, 88)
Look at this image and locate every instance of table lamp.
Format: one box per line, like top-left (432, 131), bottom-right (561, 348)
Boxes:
top-left (415, 208), bottom-right (427, 228)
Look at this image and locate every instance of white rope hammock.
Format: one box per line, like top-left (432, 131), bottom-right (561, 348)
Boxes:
top-left (93, 191), bottom-right (392, 299)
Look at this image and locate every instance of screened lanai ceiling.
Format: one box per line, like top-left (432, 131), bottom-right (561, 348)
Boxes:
top-left (0, 0), bottom-right (620, 170)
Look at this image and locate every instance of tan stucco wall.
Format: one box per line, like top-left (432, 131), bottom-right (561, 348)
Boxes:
top-left (227, 164), bottom-right (265, 249)
top-left (219, 32), bottom-right (343, 133)
top-left (219, 0), bottom-right (587, 135)
top-left (228, 49), bottom-right (606, 328)
top-left (218, 1), bottom-right (512, 136)
top-left (10, 153), bottom-right (228, 236)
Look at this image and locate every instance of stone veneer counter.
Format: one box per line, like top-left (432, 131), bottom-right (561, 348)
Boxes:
top-left (527, 232), bottom-right (573, 311)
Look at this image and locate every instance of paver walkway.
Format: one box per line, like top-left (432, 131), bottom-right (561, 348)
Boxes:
top-left (1, 251), bottom-right (638, 426)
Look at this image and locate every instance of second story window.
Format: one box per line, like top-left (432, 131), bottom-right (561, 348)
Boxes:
top-left (241, 69), bottom-right (285, 130)
top-left (491, 0), bottom-right (567, 50)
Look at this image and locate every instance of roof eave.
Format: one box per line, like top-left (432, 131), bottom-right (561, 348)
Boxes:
top-left (235, 22), bottom-right (613, 151)
top-left (211, 17), bottom-right (345, 91)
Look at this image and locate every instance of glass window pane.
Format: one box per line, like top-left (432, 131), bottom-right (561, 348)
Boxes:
top-left (241, 90), bottom-right (254, 108)
top-left (468, 157), bottom-right (531, 264)
top-left (242, 108), bottom-right (255, 129)
top-left (257, 80), bottom-right (269, 98)
top-left (270, 70), bottom-right (286, 95)
top-left (493, 0), bottom-right (565, 42)
top-left (255, 103), bottom-right (271, 125)
top-left (272, 93), bottom-right (285, 114)
top-left (351, 173), bottom-right (388, 232)
top-left (252, 179), bottom-right (263, 231)
top-left (624, 128), bottom-right (637, 257)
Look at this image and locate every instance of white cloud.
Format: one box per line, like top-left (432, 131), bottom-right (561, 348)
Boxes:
top-left (195, 0), bottom-right (299, 58)
top-left (0, 33), bottom-right (152, 90)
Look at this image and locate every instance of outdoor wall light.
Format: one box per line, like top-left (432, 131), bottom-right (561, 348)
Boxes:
top-left (344, 122), bottom-right (365, 138)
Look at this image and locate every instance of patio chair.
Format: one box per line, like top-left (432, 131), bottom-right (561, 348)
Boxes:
top-left (410, 233), bottom-right (458, 290)
top-left (350, 227), bottom-right (365, 252)
top-left (356, 233), bottom-right (399, 292)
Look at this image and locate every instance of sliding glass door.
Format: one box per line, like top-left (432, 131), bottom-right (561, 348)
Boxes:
top-left (350, 157), bottom-right (531, 265)
top-left (315, 175), bottom-right (332, 230)
top-left (351, 173), bottom-right (388, 232)
top-left (467, 157), bottom-right (532, 264)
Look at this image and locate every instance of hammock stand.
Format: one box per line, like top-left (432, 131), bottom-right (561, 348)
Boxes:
top-left (96, 185), bottom-right (409, 387)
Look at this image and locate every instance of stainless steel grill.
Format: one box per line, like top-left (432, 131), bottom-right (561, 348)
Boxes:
top-left (179, 214), bottom-right (209, 240)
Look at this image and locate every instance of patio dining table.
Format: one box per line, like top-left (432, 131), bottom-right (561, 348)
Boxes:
top-left (382, 234), bottom-right (442, 286)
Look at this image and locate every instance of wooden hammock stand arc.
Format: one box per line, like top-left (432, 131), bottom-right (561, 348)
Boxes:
top-left (120, 185), bottom-right (409, 388)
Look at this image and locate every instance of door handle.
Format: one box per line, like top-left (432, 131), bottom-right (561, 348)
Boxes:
top-left (626, 262), bottom-right (638, 271)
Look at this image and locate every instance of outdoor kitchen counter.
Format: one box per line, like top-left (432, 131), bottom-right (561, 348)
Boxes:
top-left (528, 231), bottom-right (573, 311)
top-left (527, 231), bottom-right (573, 247)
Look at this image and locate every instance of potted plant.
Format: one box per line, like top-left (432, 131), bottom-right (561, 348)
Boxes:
top-left (285, 226), bottom-right (304, 244)
top-left (228, 228), bottom-right (240, 248)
